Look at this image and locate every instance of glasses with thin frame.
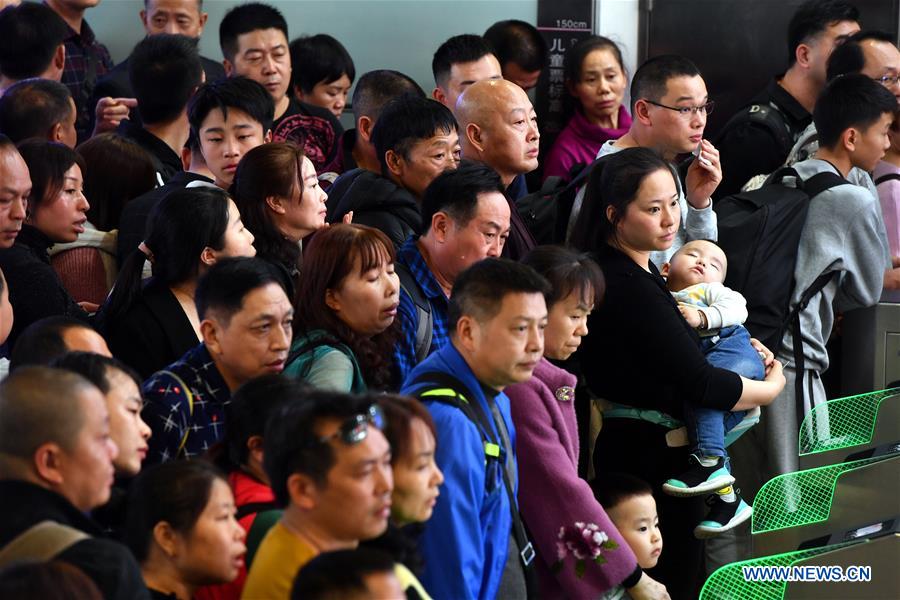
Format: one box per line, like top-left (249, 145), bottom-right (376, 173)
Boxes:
top-left (644, 99), bottom-right (716, 118)
top-left (873, 75), bottom-right (900, 87)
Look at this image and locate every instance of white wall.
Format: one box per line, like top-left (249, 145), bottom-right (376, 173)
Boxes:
top-left (89, 0), bottom-right (640, 99)
top-left (597, 0), bottom-right (640, 106)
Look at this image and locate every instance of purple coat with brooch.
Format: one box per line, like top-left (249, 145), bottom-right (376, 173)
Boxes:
top-left (506, 357), bottom-right (638, 599)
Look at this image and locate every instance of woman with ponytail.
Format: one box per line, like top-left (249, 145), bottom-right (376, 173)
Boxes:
top-left (101, 186), bottom-right (256, 378)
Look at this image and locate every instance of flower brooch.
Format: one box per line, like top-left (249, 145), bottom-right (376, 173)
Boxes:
top-left (553, 522), bottom-right (618, 579)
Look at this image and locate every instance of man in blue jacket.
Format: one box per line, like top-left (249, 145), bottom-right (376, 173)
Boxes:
top-left (401, 258), bottom-right (548, 600)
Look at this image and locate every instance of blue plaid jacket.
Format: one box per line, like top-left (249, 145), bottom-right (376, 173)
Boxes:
top-left (393, 236), bottom-right (451, 383)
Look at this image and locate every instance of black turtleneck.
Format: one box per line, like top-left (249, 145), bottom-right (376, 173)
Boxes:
top-left (0, 224), bottom-right (91, 349)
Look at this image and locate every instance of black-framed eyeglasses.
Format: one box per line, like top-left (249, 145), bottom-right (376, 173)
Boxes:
top-left (644, 99), bottom-right (715, 118)
top-left (874, 74), bottom-right (900, 87)
top-left (317, 404), bottom-right (385, 446)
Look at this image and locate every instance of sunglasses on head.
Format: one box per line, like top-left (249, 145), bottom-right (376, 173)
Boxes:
top-left (317, 404), bottom-right (385, 446)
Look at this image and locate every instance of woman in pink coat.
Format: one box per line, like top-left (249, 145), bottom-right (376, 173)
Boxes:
top-left (506, 246), bottom-right (669, 600)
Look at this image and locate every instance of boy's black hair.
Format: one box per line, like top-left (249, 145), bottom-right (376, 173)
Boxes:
top-left (629, 55), bottom-right (702, 112)
top-left (263, 391), bottom-right (372, 507)
top-left (826, 30), bottom-right (897, 81)
top-left (483, 20), bottom-right (547, 73)
top-left (448, 258), bottom-right (550, 328)
top-left (590, 472), bottom-right (654, 510)
top-left (291, 548), bottom-right (396, 600)
top-left (187, 77), bottom-right (274, 141)
top-left (128, 34), bottom-right (203, 125)
top-left (219, 2), bottom-right (288, 62)
top-left (194, 257), bottom-right (286, 323)
top-left (352, 69), bottom-right (424, 123)
top-left (814, 72), bottom-right (897, 148)
top-left (290, 34), bottom-right (356, 94)
top-left (0, 79), bottom-right (72, 144)
top-left (0, 2), bottom-right (68, 80)
top-left (420, 160), bottom-right (505, 232)
top-left (787, 0), bottom-right (860, 67)
top-left (432, 34), bottom-right (495, 88)
top-left (370, 94), bottom-right (457, 175)
top-left (52, 352), bottom-right (142, 394)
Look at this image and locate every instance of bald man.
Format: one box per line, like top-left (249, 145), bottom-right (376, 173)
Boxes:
top-left (0, 367), bottom-right (149, 599)
top-left (0, 136), bottom-right (29, 250)
top-left (456, 79), bottom-right (538, 259)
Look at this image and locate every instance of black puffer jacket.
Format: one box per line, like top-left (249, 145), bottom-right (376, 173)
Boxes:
top-left (327, 168), bottom-right (422, 248)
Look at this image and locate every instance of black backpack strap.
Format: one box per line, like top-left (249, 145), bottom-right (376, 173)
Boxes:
top-left (235, 501), bottom-right (281, 521)
top-left (396, 261), bottom-right (433, 364)
top-left (409, 371), bottom-right (538, 598)
top-left (764, 167), bottom-right (845, 203)
top-left (875, 172), bottom-right (900, 186)
top-left (786, 272), bottom-right (837, 422)
top-left (801, 171), bottom-right (847, 197)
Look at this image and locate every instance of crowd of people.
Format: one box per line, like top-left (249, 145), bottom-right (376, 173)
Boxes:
top-left (0, 0), bottom-right (897, 599)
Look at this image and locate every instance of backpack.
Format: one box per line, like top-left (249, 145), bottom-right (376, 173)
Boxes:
top-left (515, 161), bottom-right (595, 245)
top-left (406, 370), bottom-right (537, 598)
top-left (0, 521), bottom-right (89, 569)
top-left (714, 102), bottom-right (800, 164)
top-left (284, 332), bottom-right (366, 392)
top-left (395, 261), bottom-right (433, 364)
top-left (715, 167), bottom-right (845, 409)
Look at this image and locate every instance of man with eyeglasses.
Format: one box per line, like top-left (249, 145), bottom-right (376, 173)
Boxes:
top-left (571, 55), bottom-right (720, 268)
top-left (714, 0), bottom-right (860, 200)
top-left (773, 30), bottom-right (899, 173)
top-left (828, 31), bottom-right (900, 101)
top-left (789, 30), bottom-right (900, 293)
top-left (402, 258), bottom-right (549, 600)
top-left (243, 391), bottom-right (393, 600)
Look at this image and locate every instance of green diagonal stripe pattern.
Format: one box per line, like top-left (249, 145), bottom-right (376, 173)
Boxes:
top-left (700, 541), bottom-right (860, 600)
top-left (751, 457), bottom-right (886, 534)
top-left (799, 388), bottom-right (898, 455)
